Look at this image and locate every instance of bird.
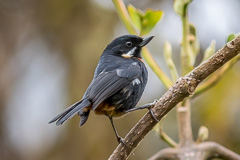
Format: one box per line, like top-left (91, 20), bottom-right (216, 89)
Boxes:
top-left (49, 35), bottom-right (158, 144)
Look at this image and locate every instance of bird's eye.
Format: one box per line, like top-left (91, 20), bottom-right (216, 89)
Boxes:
top-left (126, 41), bottom-right (132, 47)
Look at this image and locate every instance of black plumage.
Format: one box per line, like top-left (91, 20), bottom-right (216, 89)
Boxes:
top-left (49, 35), bottom-right (156, 143)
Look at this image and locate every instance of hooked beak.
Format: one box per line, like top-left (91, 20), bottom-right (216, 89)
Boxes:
top-left (138, 36), bottom-right (154, 47)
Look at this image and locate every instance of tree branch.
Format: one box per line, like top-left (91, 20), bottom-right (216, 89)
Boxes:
top-left (108, 35), bottom-right (240, 160)
top-left (202, 142), bottom-right (240, 160)
top-left (193, 54), bottom-right (240, 98)
top-left (177, 100), bottom-right (193, 147)
top-left (148, 141), bottom-right (240, 160)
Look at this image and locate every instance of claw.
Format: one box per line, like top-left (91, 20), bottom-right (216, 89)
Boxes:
top-left (148, 108), bottom-right (159, 122)
top-left (148, 99), bottom-right (159, 122)
top-left (117, 136), bottom-right (127, 146)
top-left (124, 99), bottom-right (159, 122)
top-left (151, 99), bottom-right (159, 106)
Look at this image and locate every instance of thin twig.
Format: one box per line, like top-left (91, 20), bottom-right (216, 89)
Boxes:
top-left (108, 35), bottom-right (240, 160)
top-left (159, 128), bottom-right (178, 148)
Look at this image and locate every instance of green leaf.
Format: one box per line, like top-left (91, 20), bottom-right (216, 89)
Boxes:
top-left (173, 0), bottom-right (192, 16)
top-left (227, 34), bottom-right (236, 42)
top-left (128, 5), bottom-right (163, 36)
top-left (128, 5), bottom-right (142, 30)
top-left (140, 9), bottom-right (163, 35)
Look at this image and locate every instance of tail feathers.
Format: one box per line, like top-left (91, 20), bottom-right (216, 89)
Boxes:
top-left (49, 101), bottom-right (82, 124)
top-left (79, 110), bottom-right (90, 127)
top-left (49, 99), bottom-right (91, 125)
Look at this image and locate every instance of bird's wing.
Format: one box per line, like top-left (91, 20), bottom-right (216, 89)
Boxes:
top-left (87, 64), bottom-right (142, 110)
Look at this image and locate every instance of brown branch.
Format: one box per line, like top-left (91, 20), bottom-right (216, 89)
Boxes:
top-left (201, 142), bottom-right (240, 160)
top-left (148, 148), bottom-right (179, 160)
top-left (193, 54), bottom-right (240, 98)
top-left (177, 100), bottom-right (193, 147)
top-left (148, 141), bottom-right (240, 160)
top-left (108, 36), bottom-right (240, 160)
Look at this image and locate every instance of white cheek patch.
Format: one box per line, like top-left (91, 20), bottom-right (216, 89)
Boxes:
top-left (121, 47), bottom-right (137, 58)
top-left (132, 78), bottom-right (141, 85)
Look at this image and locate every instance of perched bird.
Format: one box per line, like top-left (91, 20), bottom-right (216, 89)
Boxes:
top-left (49, 35), bottom-right (157, 143)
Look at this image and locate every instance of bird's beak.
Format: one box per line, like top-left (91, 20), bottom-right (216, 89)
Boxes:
top-left (138, 36), bottom-right (154, 47)
top-left (122, 36), bottom-right (154, 58)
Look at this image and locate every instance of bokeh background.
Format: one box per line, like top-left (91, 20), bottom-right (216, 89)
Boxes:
top-left (0, 0), bottom-right (240, 160)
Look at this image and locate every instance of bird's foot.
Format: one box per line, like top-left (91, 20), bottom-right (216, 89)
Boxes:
top-left (117, 136), bottom-right (126, 146)
top-left (148, 99), bottom-right (159, 122)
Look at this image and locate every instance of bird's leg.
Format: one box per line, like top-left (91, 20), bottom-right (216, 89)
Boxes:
top-left (125, 99), bottom-right (159, 122)
top-left (108, 116), bottom-right (125, 144)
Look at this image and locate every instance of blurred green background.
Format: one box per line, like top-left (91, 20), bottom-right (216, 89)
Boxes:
top-left (0, 0), bottom-right (239, 160)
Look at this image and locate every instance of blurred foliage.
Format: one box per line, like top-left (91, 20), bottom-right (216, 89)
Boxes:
top-left (0, 0), bottom-right (118, 160)
top-left (163, 41), bottom-right (178, 82)
top-left (173, 0), bottom-right (192, 17)
top-left (193, 68), bottom-right (240, 153)
top-left (227, 34), bottom-right (236, 42)
top-left (202, 40), bottom-right (216, 62)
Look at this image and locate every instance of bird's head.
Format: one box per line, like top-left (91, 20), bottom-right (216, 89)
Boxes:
top-left (104, 35), bottom-right (154, 58)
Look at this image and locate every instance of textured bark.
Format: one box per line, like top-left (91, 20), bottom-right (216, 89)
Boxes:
top-left (108, 35), bottom-right (240, 160)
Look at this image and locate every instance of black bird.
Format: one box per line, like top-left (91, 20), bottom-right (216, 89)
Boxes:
top-left (49, 35), bottom-right (157, 143)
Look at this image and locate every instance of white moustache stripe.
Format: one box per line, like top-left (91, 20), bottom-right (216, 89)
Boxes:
top-left (122, 47), bottom-right (137, 58)
top-left (127, 47), bottom-right (137, 56)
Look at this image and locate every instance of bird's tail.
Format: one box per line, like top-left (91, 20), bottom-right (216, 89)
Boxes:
top-left (49, 99), bottom-right (91, 126)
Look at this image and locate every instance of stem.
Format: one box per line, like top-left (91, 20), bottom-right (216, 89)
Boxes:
top-left (177, 100), bottom-right (193, 147)
top-left (178, 2), bottom-right (194, 149)
top-left (112, 0), bottom-right (173, 89)
top-left (155, 114), bottom-right (177, 147)
top-left (159, 128), bottom-right (178, 147)
top-left (142, 48), bottom-right (173, 88)
top-left (112, 0), bottom-right (136, 34)
top-left (181, 4), bottom-right (193, 76)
